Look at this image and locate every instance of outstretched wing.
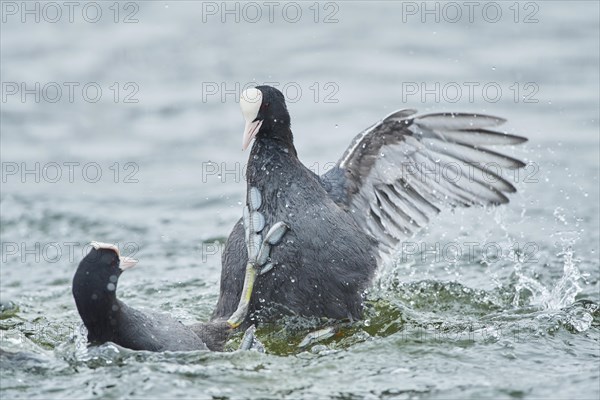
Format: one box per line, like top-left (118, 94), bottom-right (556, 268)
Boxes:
top-left (320, 110), bottom-right (527, 252)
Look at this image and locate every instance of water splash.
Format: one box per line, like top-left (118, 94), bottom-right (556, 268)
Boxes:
top-left (513, 229), bottom-right (585, 311)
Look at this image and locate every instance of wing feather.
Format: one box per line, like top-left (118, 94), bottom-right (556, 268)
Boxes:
top-left (322, 110), bottom-right (527, 253)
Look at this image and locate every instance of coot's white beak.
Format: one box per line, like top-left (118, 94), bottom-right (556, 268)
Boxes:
top-left (242, 119), bottom-right (263, 151)
top-left (90, 241), bottom-right (139, 271)
top-left (119, 256), bottom-right (139, 271)
top-left (240, 88), bottom-right (263, 151)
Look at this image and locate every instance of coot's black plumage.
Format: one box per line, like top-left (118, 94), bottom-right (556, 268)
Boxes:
top-left (73, 243), bottom-right (229, 351)
top-left (213, 85), bottom-right (527, 326)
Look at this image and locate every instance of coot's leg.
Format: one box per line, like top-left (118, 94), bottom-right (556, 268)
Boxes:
top-left (227, 261), bottom-right (257, 328)
top-left (227, 221), bottom-right (289, 328)
top-left (298, 326), bottom-right (337, 348)
top-left (227, 189), bottom-right (289, 328)
top-left (239, 325), bottom-right (265, 352)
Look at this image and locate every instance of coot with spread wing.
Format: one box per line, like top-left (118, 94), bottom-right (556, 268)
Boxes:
top-left (214, 85), bottom-right (527, 327)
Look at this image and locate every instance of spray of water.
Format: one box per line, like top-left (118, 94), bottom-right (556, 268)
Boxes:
top-left (513, 233), bottom-right (583, 310)
top-left (513, 208), bottom-right (586, 311)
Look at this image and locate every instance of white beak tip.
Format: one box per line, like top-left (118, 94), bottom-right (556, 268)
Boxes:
top-left (242, 119), bottom-right (263, 151)
top-left (240, 88), bottom-right (263, 151)
top-left (119, 256), bottom-right (139, 271)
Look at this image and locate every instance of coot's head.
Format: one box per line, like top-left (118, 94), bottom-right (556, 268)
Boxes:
top-left (73, 242), bottom-right (138, 341)
top-left (240, 85), bottom-right (291, 150)
top-left (73, 242), bottom-right (138, 301)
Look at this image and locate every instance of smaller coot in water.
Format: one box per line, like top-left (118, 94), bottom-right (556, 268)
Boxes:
top-left (73, 242), bottom-right (231, 352)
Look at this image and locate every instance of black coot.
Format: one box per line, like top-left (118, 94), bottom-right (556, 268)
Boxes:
top-left (213, 85), bottom-right (527, 326)
top-left (73, 242), bottom-right (230, 351)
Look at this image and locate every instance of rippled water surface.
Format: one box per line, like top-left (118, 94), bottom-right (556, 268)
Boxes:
top-left (1, 2), bottom-right (599, 399)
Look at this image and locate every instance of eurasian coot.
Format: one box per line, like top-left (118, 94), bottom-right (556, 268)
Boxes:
top-left (73, 242), bottom-right (230, 351)
top-left (214, 85), bottom-right (527, 327)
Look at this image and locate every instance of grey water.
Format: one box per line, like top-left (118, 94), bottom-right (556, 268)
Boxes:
top-left (1, 1), bottom-right (599, 399)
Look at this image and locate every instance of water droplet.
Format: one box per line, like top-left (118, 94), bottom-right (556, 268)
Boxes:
top-left (570, 311), bottom-right (592, 332)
